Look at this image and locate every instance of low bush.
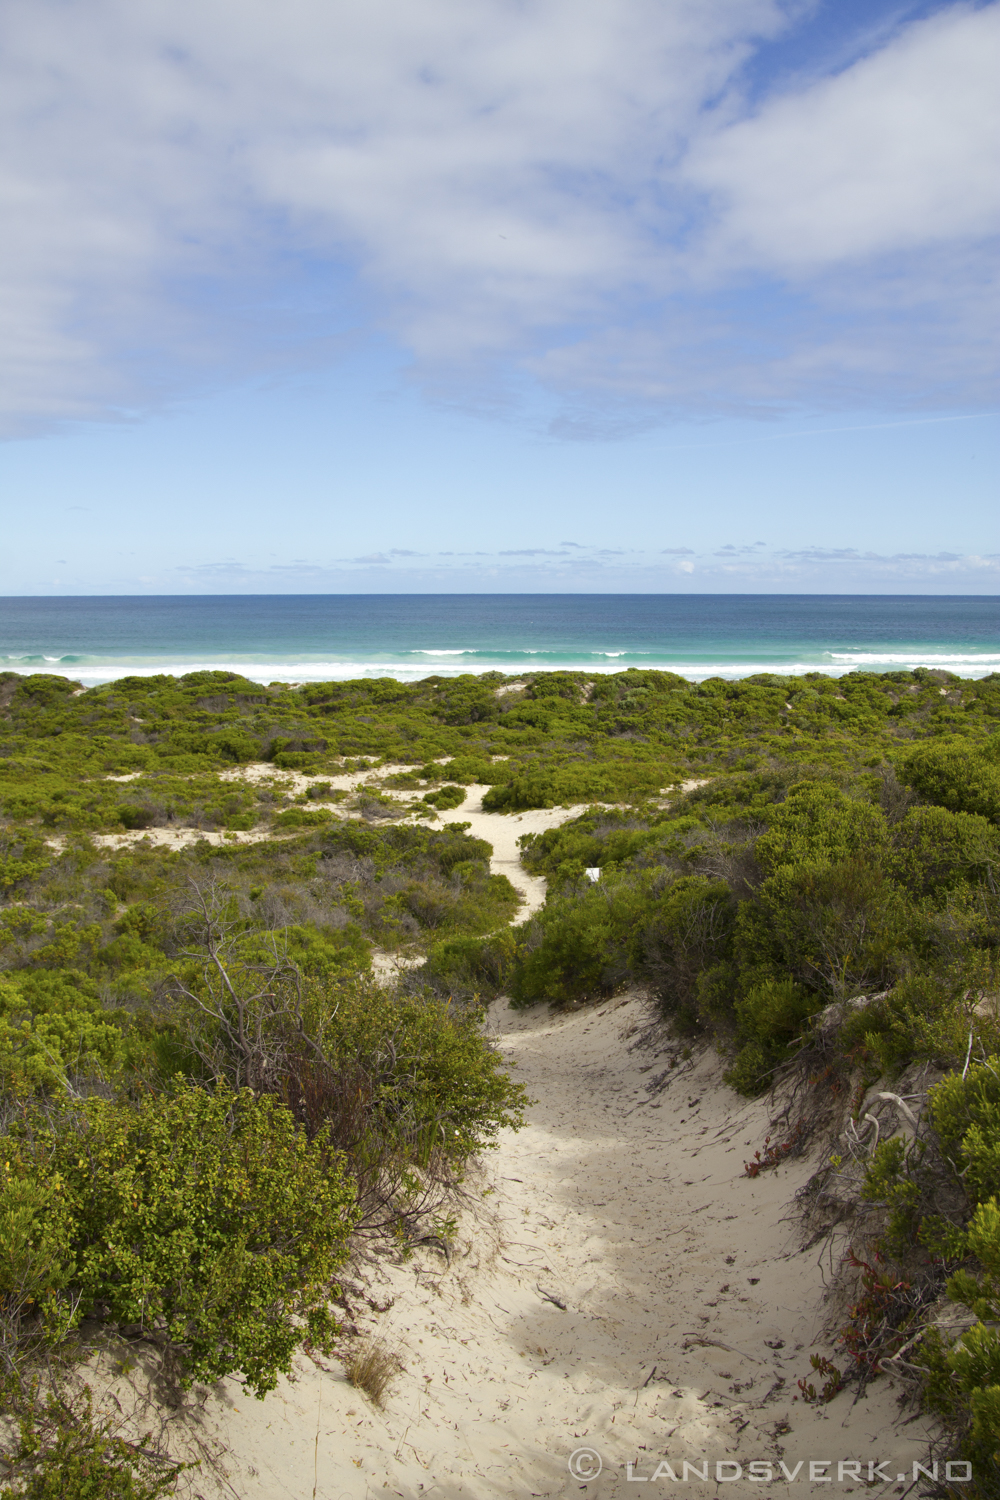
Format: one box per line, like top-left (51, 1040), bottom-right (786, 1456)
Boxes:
top-left (0, 832), bottom-right (51, 893)
top-left (296, 978), bottom-right (529, 1160)
top-left (421, 784), bottom-right (467, 810)
top-left (634, 875), bottom-right (736, 1026)
top-left (3, 1081), bottom-right (358, 1397)
top-left (417, 929), bottom-right (517, 1004)
top-left (899, 738), bottom-right (1000, 823)
top-left (925, 1199), bottom-right (1000, 1477)
top-left (508, 876), bottom-right (653, 1007)
top-left (837, 973), bottom-right (978, 1079)
top-left (273, 806), bottom-right (334, 828)
top-left (931, 1060), bottom-right (1000, 1206)
top-left (117, 806), bottom-right (157, 831)
top-left (908, 1065), bottom-right (1000, 1481)
top-left (0, 1385), bottom-right (184, 1500)
top-left (725, 978), bottom-right (821, 1095)
top-left (0, 971), bottom-right (128, 1096)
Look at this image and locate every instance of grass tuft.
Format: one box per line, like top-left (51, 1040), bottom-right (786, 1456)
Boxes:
top-left (343, 1336), bottom-right (402, 1408)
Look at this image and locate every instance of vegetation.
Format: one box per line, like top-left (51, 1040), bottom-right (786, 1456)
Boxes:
top-left (0, 667), bottom-right (538, 1489)
top-left (495, 761), bottom-right (1000, 1097)
top-left (4, 662), bottom-right (994, 834)
top-left (2, 661), bottom-right (1000, 1485)
top-left (343, 1334), bottom-right (403, 1408)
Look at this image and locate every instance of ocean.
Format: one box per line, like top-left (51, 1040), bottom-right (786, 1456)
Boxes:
top-left (0, 594), bottom-right (997, 686)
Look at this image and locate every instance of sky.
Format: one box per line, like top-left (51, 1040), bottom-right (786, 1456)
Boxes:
top-left (0, 0), bottom-right (997, 596)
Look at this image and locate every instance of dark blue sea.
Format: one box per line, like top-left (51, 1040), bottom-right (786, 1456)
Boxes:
top-left (0, 595), bottom-right (997, 686)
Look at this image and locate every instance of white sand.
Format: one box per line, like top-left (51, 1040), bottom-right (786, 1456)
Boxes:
top-left (72, 775), bottom-right (591, 921)
top-left (431, 778), bottom-right (710, 920)
top-left (434, 785), bottom-right (565, 918)
top-left (70, 768), bottom-right (704, 892)
top-left (110, 993), bottom-right (934, 1499)
top-left (57, 773), bottom-right (938, 1492)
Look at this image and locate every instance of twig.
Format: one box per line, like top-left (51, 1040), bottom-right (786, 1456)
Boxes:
top-left (876, 1093), bottom-right (921, 1129)
top-left (962, 1028), bottom-right (975, 1080)
top-left (536, 1285), bottom-right (567, 1310)
top-left (884, 1326), bottom-right (929, 1364)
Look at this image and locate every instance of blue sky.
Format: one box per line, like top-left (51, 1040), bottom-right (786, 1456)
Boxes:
top-left (1, 0), bottom-right (997, 595)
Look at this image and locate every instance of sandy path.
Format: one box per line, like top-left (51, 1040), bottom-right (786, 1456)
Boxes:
top-left (127, 994), bottom-right (934, 1500)
top-left (59, 769), bottom-right (695, 923)
top-left (432, 778), bottom-right (709, 922)
top-left (70, 772), bottom-right (938, 1493)
top-left (434, 784), bottom-right (569, 918)
top-left (67, 770), bottom-right (578, 906)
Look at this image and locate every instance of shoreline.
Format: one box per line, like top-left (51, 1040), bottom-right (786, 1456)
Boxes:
top-left (4, 653), bottom-right (1000, 687)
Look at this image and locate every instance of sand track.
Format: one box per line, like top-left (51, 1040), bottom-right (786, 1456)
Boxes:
top-left (68, 772), bottom-right (580, 914)
top-left (71, 778), bottom-right (937, 1495)
top-left (102, 994), bottom-right (935, 1500)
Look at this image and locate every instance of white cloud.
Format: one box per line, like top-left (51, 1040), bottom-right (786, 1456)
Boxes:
top-left (0, 0), bottom-right (997, 431)
top-left (685, 3), bottom-right (1000, 268)
top-left (150, 542), bottom-right (1000, 598)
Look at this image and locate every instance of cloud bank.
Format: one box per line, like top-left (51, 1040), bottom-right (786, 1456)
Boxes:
top-left (1, 0), bottom-right (997, 433)
top-left (154, 542), bottom-right (1000, 595)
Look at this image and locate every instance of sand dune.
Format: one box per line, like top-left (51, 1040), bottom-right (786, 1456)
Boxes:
top-left (70, 778), bottom-right (938, 1494)
top-left (106, 990), bottom-right (935, 1499)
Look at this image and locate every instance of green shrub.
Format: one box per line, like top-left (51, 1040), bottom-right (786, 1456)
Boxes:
top-left (305, 781), bottom-right (342, 801)
top-left (635, 876), bottom-right (736, 1025)
top-left (754, 781), bottom-right (890, 875)
top-left (838, 975), bottom-right (976, 1078)
top-left (237, 921), bottom-right (371, 981)
top-left (4, 1082), bottom-right (358, 1396)
top-left (0, 1386), bottom-right (183, 1499)
top-left (891, 804), bottom-right (1000, 897)
top-left (422, 784), bottom-right (467, 810)
top-left (483, 762), bottom-right (663, 813)
top-left (419, 929), bottom-right (517, 1002)
top-left (117, 806), bottom-right (156, 831)
top-left (925, 1198), bottom-right (1000, 1474)
top-left (167, 946), bottom-right (527, 1166)
top-left (273, 806), bottom-right (334, 828)
top-left (272, 752), bottom-right (318, 771)
top-left (508, 892), bottom-right (613, 1006)
top-left (0, 832), bottom-right (52, 893)
top-left (725, 977), bottom-right (821, 1095)
top-left (932, 1061), bottom-right (1000, 1206)
top-left (438, 758), bottom-right (495, 785)
top-left (520, 808), bottom-right (679, 890)
top-left (509, 877), bottom-right (652, 1007)
top-left (299, 980), bottom-right (528, 1159)
top-left (857, 1136), bottom-right (924, 1256)
top-left (743, 856), bottom-right (910, 1001)
top-left (0, 973), bottom-right (127, 1096)
top-left (899, 739), bottom-right (1000, 823)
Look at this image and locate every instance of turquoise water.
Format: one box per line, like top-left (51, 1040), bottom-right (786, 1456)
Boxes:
top-left (1, 594), bottom-right (997, 685)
